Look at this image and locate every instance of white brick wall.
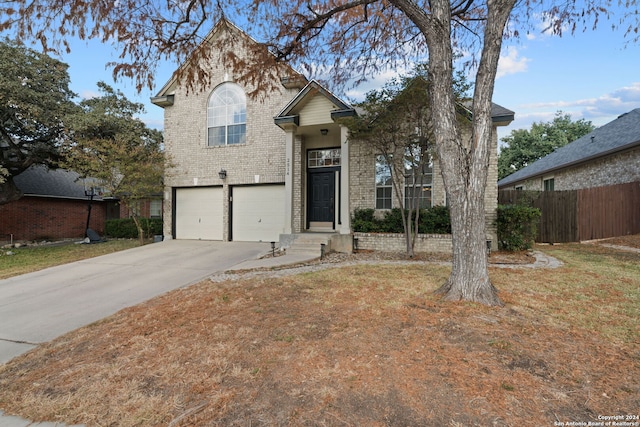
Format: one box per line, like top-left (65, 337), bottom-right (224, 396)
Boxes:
top-left (354, 232), bottom-right (452, 253)
top-left (161, 36), bottom-right (300, 239)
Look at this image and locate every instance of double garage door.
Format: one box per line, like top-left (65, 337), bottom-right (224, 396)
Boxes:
top-left (174, 185), bottom-right (285, 242)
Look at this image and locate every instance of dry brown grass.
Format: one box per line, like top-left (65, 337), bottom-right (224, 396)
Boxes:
top-left (0, 238), bottom-right (638, 426)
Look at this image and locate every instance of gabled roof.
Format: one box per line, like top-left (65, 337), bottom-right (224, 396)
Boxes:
top-left (498, 108), bottom-right (640, 187)
top-left (274, 80), bottom-right (356, 128)
top-left (459, 101), bottom-right (515, 124)
top-left (14, 165), bottom-right (103, 201)
top-left (151, 18), bottom-right (307, 107)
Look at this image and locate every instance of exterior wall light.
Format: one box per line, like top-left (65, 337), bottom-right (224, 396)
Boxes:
top-left (320, 129), bottom-right (328, 136)
top-left (218, 169), bottom-right (227, 179)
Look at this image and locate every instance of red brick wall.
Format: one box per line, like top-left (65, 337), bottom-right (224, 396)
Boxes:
top-left (0, 196), bottom-right (107, 242)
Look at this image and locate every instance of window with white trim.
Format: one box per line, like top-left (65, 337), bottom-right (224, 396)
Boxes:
top-left (375, 155), bottom-right (392, 209)
top-left (150, 199), bottom-right (162, 218)
top-left (207, 83), bottom-right (246, 146)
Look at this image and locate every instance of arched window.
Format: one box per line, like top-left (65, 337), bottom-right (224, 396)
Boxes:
top-left (207, 83), bottom-right (246, 146)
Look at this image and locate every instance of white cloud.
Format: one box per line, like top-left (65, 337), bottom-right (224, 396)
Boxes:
top-left (497, 46), bottom-right (530, 78)
top-left (79, 89), bottom-right (100, 100)
top-left (498, 82), bottom-right (640, 141)
top-left (519, 82), bottom-right (640, 123)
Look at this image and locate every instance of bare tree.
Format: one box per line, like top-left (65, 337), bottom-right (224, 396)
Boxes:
top-left (3, 0), bottom-right (636, 305)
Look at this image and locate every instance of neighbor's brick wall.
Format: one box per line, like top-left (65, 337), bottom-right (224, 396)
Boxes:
top-left (500, 146), bottom-right (640, 192)
top-left (554, 147), bottom-right (640, 190)
top-left (0, 196), bottom-right (106, 242)
top-left (160, 31), bottom-right (301, 240)
top-left (354, 232), bottom-right (452, 253)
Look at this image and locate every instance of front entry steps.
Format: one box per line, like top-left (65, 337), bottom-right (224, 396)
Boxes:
top-left (279, 233), bottom-right (336, 257)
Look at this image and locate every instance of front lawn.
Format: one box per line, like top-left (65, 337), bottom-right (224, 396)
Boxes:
top-left (0, 240), bottom-right (145, 280)
top-left (0, 241), bottom-right (638, 426)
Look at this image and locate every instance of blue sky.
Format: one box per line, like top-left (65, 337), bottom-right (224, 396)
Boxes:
top-left (6, 11), bottom-right (640, 145)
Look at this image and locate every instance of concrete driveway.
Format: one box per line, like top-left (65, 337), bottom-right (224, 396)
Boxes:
top-left (0, 240), bottom-right (273, 364)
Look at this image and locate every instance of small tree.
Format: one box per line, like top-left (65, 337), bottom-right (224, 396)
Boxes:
top-left (346, 71), bottom-right (434, 257)
top-left (346, 67), bottom-right (471, 257)
top-left (498, 111), bottom-right (596, 179)
top-left (63, 82), bottom-right (167, 244)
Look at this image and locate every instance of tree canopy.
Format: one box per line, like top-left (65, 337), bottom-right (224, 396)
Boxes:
top-left (0, 39), bottom-right (77, 203)
top-left (63, 82), bottom-right (167, 242)
top-left (498, 112), bottom-right (596, 180)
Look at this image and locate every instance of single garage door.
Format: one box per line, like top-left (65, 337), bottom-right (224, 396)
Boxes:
top-left (175, 187), bottom-right (223, 240)
top-left (232, 185), bottom-right (285, 242)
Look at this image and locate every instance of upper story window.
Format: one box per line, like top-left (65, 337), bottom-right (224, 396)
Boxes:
top-left (207, 83), bottom-right (246, 146)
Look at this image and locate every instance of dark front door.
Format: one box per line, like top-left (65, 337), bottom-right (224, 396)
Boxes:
top-left (308, 170), bottom-right (335, 226)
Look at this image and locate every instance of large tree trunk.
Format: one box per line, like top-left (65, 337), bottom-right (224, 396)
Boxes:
top-left (393, 0), bottom-right (515, 305)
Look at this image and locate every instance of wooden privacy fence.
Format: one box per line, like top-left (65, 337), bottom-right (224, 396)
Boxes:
top-left (498, 181), bottom-right (640, 243)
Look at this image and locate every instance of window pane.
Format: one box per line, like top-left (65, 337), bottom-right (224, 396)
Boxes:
top-left (208, 126), bottom-right (225, 146)
top-left (376, 187), bottom-right (392, 209)
top-left (150, 199), bottom-right (162, 218)
top-left (227, 124), bottom-right (246, 145)
top-left (405, 186), bottom-right (432, 209)
top-left (375, 155), bottom-right (392, 209)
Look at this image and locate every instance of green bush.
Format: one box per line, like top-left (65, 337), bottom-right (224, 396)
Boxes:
top-left (105, 218), bottom-right (163, 239)
top-left (351, 206), bottom-right (451, 234)
top-left (495, 204), bottom-right (541, 251)
top-left (351, 208), bottom-right (379, 233)
top-left (419, 205), bottom-right (451, 234)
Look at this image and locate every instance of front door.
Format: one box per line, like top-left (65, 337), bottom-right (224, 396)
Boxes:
top-left (308, 170), bottom-right (335, 228)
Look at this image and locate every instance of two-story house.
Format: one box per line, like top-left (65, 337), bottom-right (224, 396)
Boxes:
top-left (152, 18), bottom-right (514, 252)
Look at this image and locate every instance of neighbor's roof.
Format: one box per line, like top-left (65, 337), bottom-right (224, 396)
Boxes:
top-left (498, 108), bottom-right (640, 187)
top-left (14, 165), bottom-right (103, 201)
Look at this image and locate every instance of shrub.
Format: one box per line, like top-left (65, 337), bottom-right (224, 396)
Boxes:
top-left (105, 218), bottom-right (163, 239)
top-left (419, 205), bottom-right (451, 234)
top-left (495, 204), bottom-right (541, 251)
top-left (351, 206), bottom-right (451, 234)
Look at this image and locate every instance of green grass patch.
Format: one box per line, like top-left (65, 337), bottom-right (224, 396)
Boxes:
top-left (0, 240), bottom-right (144, 280)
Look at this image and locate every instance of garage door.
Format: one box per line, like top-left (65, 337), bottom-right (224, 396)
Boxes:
top-left (232, 185), bottom-right (285, 242)
top-left (175, 187), bottom-right (223, 240)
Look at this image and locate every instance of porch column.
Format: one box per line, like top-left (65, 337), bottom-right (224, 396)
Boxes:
top-left (339, 125), bottom-right (351, 234)
top-left (284, 129), bottom-right (295, 234)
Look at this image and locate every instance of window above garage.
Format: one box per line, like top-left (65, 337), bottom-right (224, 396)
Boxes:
top-left (207, 83), bottom-right (247, 146)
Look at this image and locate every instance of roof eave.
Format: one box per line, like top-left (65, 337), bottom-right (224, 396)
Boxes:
top-left (150, 94), bottom-right (175, 108)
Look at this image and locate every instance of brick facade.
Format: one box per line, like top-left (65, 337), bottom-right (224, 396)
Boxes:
top-left (354, 232), bottom-right (452, 253)
top-left (348, 123), bottom-right (500, 249)
top-left (506, 147), bottom-right (640, 191)
top-left (159, 28), bottom-right (300, 239)
top-left (0, 196), bottom-right (106, 242)
top-left (157, 20), bottom-right (506, 249)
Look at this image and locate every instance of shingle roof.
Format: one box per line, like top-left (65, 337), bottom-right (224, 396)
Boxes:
top-left (14, 165), bottom-right (102, 200)
top-left (498, 108), bottom-right (640, 187)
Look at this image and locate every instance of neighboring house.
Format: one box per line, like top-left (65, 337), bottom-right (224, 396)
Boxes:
top-left (0, 165), bottom-right (114, 242)
top-left (152, 19), bottom-right (514, 250)
top-left (498, 108), bottom-right (640, 191)
top-left (0, 165), bottom-right (163, 243)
